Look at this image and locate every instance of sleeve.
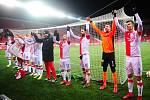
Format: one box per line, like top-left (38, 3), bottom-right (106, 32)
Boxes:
top-left (135, 13), bottom-right (143, 36)
top-left (90, 22), bottom-right (103, 36)
top-left (67, 31), bottom-right (71, 38)
top-left (115, 17), bottom-right (126, 33)
top-left (34, 34), bottom-right (43, 43)
top-left (69, 28), bottom-right (80, 40)
top-left (86, 22), bottom-right (90, 33)
top-left (111, 19), bottom-right (117, 36)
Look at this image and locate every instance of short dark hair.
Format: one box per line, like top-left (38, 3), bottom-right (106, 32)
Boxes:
top-left (126, 20), bottom-right (135, 25)
top-left (44, 30), bottom-right (49, 34)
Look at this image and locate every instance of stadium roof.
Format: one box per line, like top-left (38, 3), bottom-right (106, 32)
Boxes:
top-left (0, 0), bottom-right (149, 29)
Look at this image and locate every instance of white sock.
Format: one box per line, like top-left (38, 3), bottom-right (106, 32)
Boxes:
top-left (8, 59), bottom-right (11, 65)
top-left (86, 73), bottom-right (90, 84)
top-left (137, 80), bottom-right (143, 96)
top-left (38, 67), bottom-right (40, 75)
top-left (128, 78), bottom-right (134, 93)
top-left (67, 71), bottom-right (71, 81)
top-left (63, 71), bottom-right (67, 81)
top-left (33, 67), bottom-right (35, 73)
top-left (28, 66), bottom-right (31, 73)
top-left (35, 67), bottom-right (39, 75)
top-left (40, 67), bottom-right (43, 75)
top-left (23, 64), bottom-right (26, 71)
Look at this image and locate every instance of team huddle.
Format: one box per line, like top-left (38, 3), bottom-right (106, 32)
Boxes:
top-left (4, 10), bottom-right (143, 100)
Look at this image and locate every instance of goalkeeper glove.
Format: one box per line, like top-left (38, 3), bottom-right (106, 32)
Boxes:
top-left (112, 10), bottom-right (117, 18)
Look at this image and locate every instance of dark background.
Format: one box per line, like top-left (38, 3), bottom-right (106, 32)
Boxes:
top-left (0, 0), bottom-right (149, 29)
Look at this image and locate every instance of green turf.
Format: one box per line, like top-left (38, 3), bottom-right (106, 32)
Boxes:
top-left (54, 43), bottom-right (126, 83)
top-left (0, 42), bottom-right (150, 100)
top-left (54, 42), bottom-right (150, 83)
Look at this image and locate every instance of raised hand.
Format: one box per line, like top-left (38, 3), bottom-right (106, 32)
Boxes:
top-left (112, 10), bottom-right (117, 18)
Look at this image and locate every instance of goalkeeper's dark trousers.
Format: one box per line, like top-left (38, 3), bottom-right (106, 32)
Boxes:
top-left (102, 52), bottom-right (116, 73)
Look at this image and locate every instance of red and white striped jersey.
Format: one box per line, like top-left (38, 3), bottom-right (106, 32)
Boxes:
top-left (24, 37), bottom-right (34, 52)
top-left (125, 31), bottom-right (142, 57)
top-left (69, 29), bottom-right (90, 56)
top-left (115, 13), bottom-right (143, 57)
top-left (34, 43), bottom-right (43, 55)
top-left (80, 34), bottom-right (90, 55)
top-left (60, 41), bottom-right (70, 59)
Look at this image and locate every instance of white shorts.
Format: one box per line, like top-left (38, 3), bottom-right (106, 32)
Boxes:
top-left (5, 50), bottom-right (12, 58)
top-left (35, 55), bottom-right (43, 66)
top-left (81, 54), bottom-right (90, 69)
top-left (30, 54), bottom-right (35, 62)
top-left (126, 56), bottom-right (143, 76)
top-left (23, 52), bottom-right (31, 61)
top-left (60, 58), bottom-right (71, 70)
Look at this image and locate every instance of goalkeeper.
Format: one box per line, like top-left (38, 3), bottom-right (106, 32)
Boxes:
top-left (86, 11), bottom-right (118, 93)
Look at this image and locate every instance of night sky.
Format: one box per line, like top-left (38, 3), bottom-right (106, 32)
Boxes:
top-left (0, 0), bottom-right (149, 29)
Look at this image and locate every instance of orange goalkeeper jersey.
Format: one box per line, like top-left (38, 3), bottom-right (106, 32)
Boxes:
top-left (90, 20), bottom-right (116, 53)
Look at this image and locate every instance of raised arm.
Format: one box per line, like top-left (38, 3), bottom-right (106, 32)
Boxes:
top-left (90, 21), bottom-right (103, 36)
top-left (111, 19), bottom-right (117, 36)
top-left (33, 34), bottom-right (43, 43)
top-left (115, 17), bottom-right (126, 33)
top-left (86, 17), bottom-right (103, 36)
top-left (135, 13), bottom-right (143, 35)
top-left (69, 28), bottom-right (80, 40)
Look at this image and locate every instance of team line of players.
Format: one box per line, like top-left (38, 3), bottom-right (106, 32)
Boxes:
top-left (5, 11), bottom-right (143, 100)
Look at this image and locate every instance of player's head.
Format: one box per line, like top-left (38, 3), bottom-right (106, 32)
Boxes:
top-left (36, 33), bottom-right (42, 38)
top-left (63, 35), bottom-right (67, 41)
top-left (80, 27), bottom-right (86, 37)
top-left (104, 24), bottom-right (111, 33)
top-left (43, 30), bottom-right (49, 38)
top-left (126, 20), bottom-right (135, 31)
top-left (39, 33), bottom-right (43, 37)
top-left (26, 33), bottom-right (31, 37)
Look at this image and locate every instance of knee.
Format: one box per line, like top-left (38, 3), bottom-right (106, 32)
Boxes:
top-left (136, 76), bottom-right (142, 81)
top-left (101, 60), bottom-right (104, 66)
top-left (103, 67), bottom-right (107, 72)
top-left (110, 66), bottom-right (116, 73)
top-left (86, 70), bottom-right (90, 75)
top-left (128, 74), bottom-right (133, 78)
